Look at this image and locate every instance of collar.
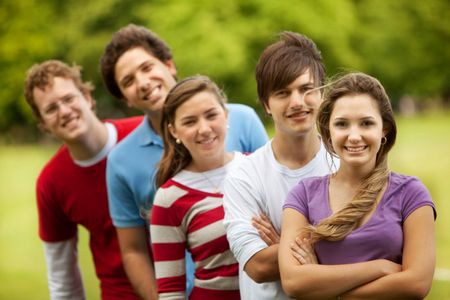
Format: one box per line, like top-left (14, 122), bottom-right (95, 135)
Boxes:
top-left (137, 115), bottom-right (163, 147)
top-left (73, 122), bottom-right (117, 167)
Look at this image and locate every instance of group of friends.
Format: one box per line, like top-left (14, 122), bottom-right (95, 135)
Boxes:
top-left (24, 24), bottom-right (436, 300)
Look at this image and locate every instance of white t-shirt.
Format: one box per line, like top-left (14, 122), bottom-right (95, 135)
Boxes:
top-left (223, 139), bottom-right (337, 300)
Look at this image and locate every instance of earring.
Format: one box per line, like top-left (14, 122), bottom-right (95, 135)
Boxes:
top-left (226, 124), bottom-right (230, 129)
top-left (381, 136), bottom-right (387, 145)
top-left (176, 138), bottom-right (181, 144)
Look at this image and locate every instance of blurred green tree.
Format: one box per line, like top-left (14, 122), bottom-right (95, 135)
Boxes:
top-left (0, 0), bottom-right (448, 140)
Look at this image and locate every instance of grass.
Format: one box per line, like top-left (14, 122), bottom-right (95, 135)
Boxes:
top-left (0, 144), bottom-right (98, 299)
top-left (1, 112), bottom-right (449, 299)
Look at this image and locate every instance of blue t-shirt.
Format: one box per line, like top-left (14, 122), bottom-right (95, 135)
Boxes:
top-left (284, 172), bottom-right (436, 264)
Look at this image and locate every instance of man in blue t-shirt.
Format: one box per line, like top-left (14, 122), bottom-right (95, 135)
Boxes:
top-left (100, 24), bottom-right (268, 300)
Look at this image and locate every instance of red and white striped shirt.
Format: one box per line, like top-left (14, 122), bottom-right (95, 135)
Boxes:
top-left (150, 157), bottom-right (242, 300)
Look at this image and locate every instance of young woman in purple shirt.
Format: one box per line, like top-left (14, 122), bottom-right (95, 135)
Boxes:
top-left (279, 72), bottom-right (436, 299)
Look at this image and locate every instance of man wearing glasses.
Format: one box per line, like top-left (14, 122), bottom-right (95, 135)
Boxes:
top-left (24, 60), bottom-right (141, 299)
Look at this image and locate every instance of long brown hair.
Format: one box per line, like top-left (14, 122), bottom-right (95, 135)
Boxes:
top-left (156, 75), bottom-right (227, 188)
top-left (306, 72), bottom-right (397, 242)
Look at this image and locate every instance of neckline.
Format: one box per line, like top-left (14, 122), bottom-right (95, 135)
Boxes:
top-left (73, 122), bottom-right (117, 167)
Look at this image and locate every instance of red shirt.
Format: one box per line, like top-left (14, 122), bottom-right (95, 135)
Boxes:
top-left (37, 117), bottom-right (142, 299)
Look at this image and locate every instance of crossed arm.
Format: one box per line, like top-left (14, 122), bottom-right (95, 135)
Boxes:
top-left (223, 169), bottom-right (285, 284)
top-left (278, 207), bottom-right (435, 299)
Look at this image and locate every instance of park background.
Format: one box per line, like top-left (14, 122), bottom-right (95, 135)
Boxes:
top-left (0, 0), bottom-right (449, 298)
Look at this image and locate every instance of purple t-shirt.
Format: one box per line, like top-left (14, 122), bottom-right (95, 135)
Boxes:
top-left (284, 172), bottom-right (436, 265)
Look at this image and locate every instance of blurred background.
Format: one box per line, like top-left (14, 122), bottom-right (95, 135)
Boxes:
top-left (0, 0), bottom-right (449, 299)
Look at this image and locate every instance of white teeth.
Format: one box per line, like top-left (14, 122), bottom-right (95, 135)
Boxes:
top-left (62, 117), bottom-right (76, 127)
top-left (150, 86), bottom-right (160, 97)
top-left (142, 86), bottom-right (160, 101)
top-left (199, 138), bottom-right (215, 144)
top-left (346, 146), bottom-right (365, 152)
top-left (288, 111), bottom-right (308, 118)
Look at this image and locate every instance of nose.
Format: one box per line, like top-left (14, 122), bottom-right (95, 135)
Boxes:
top-left (58, 101), bottom-right (72, 116)
top-left (289, 90), bottom-right (305, 108)
top-left (137, 72), bottom-right (150, 92)
top-left (348, 125), bottom-right (362, 144)
top-left (198, 118), bottom-right (212, 135)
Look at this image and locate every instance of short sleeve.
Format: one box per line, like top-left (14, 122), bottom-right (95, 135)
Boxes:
top-left (37, 173), bottom-right (77, 242)
top-left (106, 153), bottom-right (145, 228)
top-left (402, 177), bottom-right (436, 221)
top-left (283, 181), bottom-right (309, 219)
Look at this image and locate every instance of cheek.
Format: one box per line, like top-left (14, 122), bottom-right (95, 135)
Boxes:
top-left (306, 95), bottom-right (322, 108)
top-left (329, 130), bottom-right (343, 150)
top-left (121, 86), bottom-right (136, 99)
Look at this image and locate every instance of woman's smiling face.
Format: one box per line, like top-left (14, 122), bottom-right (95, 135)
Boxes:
top-left (329, 93), bottom-right (385, 171)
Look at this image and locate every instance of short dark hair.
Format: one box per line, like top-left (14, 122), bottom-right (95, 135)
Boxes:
top-left (100, 24), bottom-right (173, 99)
top-left (255, 31), bottom-right (325, 109)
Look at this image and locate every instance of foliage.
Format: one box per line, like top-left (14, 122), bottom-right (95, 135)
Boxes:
top-left (0, 0), bottom-right (449, 137)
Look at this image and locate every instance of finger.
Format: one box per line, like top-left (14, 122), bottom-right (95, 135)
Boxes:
top-left (299, 238), bottom-right (315, 254)
top-left (290, 242), bottom-right (307, 256)
top-left (291, 248), bottom-right (306, 264)
top-left (260, 213), bottom-right (271, 223)
top-left (256, 218), bottom-right (272, 229)
top-left (258, 229), bottom-right (274, 245)
top-left (297, 238), bottom-right (318, 264)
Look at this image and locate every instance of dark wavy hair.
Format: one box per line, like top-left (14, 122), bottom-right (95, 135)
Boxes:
top-left (100, 24), bottom-right (173, 100)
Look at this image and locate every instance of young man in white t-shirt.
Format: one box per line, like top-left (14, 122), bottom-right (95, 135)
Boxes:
top-left (223, 31), bottom-right (337, 299)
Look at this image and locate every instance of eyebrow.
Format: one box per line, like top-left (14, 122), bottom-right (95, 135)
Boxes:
top-left (332, 116), bottom-right (377, 121)
top-left (118, 61), bottom-right (153, 87)
top-left (179, 107), bottom-right (218, 121)
top-left (119, 75), bottom-right (132, 87)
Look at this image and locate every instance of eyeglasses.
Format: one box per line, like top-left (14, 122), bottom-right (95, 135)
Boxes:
top-left (41, 95), bottom-right (78, 120)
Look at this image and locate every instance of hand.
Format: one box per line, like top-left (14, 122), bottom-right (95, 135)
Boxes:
top-left (290, 236), bottom-right (318, 265)
top-left (252, 213), bottom-right (280, 246)
top-left (378, 259), bottom-right (402, 276)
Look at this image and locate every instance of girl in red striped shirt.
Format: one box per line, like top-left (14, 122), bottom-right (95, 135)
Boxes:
top-left (150, 75), bottom-right (243, 300)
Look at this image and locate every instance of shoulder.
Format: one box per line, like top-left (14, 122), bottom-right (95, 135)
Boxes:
top-left (226, 103), bottom-right (257, 114)
top-left (108, 120), bottom-right (145, 161)
top-left (387, 172), bottom-right (435, 217)
top-left (388, 172), bottom-right (427, 192)
top-left (294, 175), bottom-right (328, 194)
top-left (225, 144), bottom-right (271, 187)
top-left (232, 143), bottom-right (267, 168)
top-left (107, 115), bottom-right (143, 128)
top-left (106, 116), bottom-right (142, 136)
top-left (154, 180), bottom-right (190, 208)
top-left (301, 175), bottom-right (328, 187)
top-left (38, 146), bottom-right (70, 179)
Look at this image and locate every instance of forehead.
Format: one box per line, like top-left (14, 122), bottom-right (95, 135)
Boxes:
top-left (175, 91), bottom-right (222, 118)
top-left (285, 69), bottom-right (314, 89)
top-left (332, 94), bottom-right (380, 117)
top-left (33, 77), bottom-right (78, 102)
top-left (115, 47), bottom-right (160, 77)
